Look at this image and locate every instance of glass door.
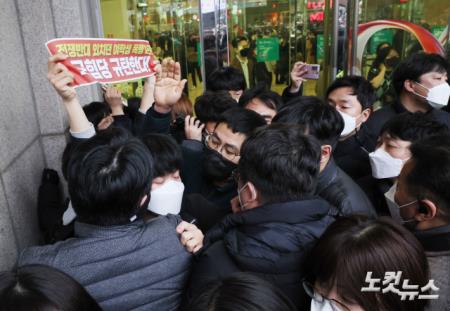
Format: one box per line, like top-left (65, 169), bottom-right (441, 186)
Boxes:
top-left (99, 0), bottom-right (202, 102)
top-left (354, 0), bottom-right (449, 108)
top-left (226, 0), bottom-right (295, 95)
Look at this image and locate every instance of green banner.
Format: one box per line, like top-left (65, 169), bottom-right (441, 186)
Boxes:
top-left (256, 38), bottom-right (279, 62)
top-left (316, 34), bottom-right (324, 62)
top-left (431, 25), bottom-right (446, 40)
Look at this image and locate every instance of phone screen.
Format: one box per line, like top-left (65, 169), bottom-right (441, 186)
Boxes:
top-left (303, 64), bottom-right (320, 80)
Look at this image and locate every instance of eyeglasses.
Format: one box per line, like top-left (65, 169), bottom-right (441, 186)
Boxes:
top-left (302, 281), bottom-right (351, 311)
top-left (204, 133), bottom-right (240, 161)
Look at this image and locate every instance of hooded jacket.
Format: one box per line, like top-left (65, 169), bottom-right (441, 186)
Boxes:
top-left (187, 197), bottom-right (335, 308)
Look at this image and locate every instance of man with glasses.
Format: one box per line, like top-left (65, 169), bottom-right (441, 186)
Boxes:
top-left (186, 124), bottom-right (335, 308)
top-left (181, 107), bottom-right (266, 228)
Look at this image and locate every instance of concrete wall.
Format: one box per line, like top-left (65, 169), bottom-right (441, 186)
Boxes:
top-left (0, 0), bottom-right (102, 270)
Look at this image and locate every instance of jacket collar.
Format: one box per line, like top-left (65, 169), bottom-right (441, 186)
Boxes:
top-left (392, 99), bottom-right (407, 114)
top-left (414, 224), bottom-right (450, 252)
top-left (218, 198), bottom-right (334, 273)
top-left (336, 125), bottom-right (373, 154)
top-left (74, 219), bottom-right (148, 238)
top-left (225, 197), bottom-right (331, 227)
top-left (394, 97), bottom-right (434, 115)
top-left (316, 158), bottom-right (338, 195)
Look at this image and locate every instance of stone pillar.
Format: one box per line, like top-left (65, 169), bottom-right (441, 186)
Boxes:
top-left (0, 0), bottom-right (102, 270)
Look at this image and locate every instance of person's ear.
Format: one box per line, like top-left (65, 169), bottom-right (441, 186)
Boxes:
top-left (247, 182), bottom-right (259, 202)
top-left (243, 182), bottom-right (262, 209)
top-left (404, 79), bottom-right (415, 93)
top-left (320, 145), bottom-right (332, 165)
top-left (361, 108), bottom-right (371, 123)
top-left (415, 199), bottom-right (437, 222)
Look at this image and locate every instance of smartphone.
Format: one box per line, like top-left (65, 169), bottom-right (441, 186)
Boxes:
top-left (303, 64), bottom-right (320, 80)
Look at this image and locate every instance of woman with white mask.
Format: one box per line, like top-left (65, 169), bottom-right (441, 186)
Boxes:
top-left (302, 216), bottom-right (429, 311)
top-left (360, 112), bottom-right (447, 216)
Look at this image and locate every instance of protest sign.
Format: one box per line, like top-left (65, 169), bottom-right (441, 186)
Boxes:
top-left (46, 38), bottom-right (156, 87)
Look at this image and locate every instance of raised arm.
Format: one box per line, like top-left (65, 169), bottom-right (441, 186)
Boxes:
top-left (288, 61), bottom-right (308, 94)
top-left (47, 53), bottom-right (91, 134)
top-left (154, 58), bottom-right (187, 113)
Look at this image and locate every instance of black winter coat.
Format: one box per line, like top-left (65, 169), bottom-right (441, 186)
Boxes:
top-left (334, 125), bottom-right (376, 181)
top-left (186, 198), bottom-right (335, 309)
top-left (317, 158), bottom-right (376, 219)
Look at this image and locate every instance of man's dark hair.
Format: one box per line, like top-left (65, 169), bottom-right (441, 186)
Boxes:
top-left (238, 83), bottom-right (283, 111)
top-left (303, 216), bottom-right (429, 311)
top-left (194, 91), bottom-right (238, 124)
top-left (216, 107), bottom-right (266, 136)
top-left (0, 264), bottom-right (101, 311)
top-left (82, 101), bottom-right (111, 128)
top-left (141, 133), bottom-right (182, 178)
top-left (66, 127), bottom-right (153, 226)
top-left (239, 124), bottom-right (321, 204)
top-left (326, 76), bottom-right (376, 110)
top-left (392, 52), bottom-right (449, 95)
top-left (188, 272), bottom-right (296, 311)
top-left (273, 96), bottom-right (344, 148)
top-left (380, 112), bottom-right (448, 143)
top-left (406, 134), bottom-right (450, 222)
top-left (206, 67), bottom-right (246, 91)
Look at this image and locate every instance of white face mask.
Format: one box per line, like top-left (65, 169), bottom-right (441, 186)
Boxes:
top-left (369, 148), bottom-right (405, 179)
top-left (338, 111), bottom-right (357, 137)
top-left (310, 293), bottom-right (341, 311)
top-left (414, 82), bottom-right (450, 109)
top-left (147, 180), bottom-right (185, 215)
top-left (384, 183), bottom-right (417, 224)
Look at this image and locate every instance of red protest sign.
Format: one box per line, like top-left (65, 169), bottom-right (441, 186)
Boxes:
top-left (46, 38), bottom-right (157, 87)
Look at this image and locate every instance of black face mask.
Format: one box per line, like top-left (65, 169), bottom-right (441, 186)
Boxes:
top-left (385, 57), bottom-right (400, 68)
top-left (203, 149), bottom-right (237, 182)
top-left (240, 48), bottom-right (250, 58)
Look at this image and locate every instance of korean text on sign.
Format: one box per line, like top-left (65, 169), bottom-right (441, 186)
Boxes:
top-left (46, 38), bottom-right (156, 87)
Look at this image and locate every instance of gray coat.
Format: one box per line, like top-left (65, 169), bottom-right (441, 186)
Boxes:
top-left (18, 215), bottom-right (192, 311)
top-left (426, 250), bottom-right (450, 311)
top-left (415, 225), bottom-right (450, 311)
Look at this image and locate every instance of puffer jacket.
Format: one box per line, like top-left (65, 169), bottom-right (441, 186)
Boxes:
top-left (18, 215), bottom-right (192, 311)
top-left (317, 158), bottom-right (376, 219)
top-left (186, 197), bottom-right (335, 308)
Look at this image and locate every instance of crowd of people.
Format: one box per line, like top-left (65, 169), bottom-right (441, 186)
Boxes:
top-left (0, 50), bottom-right (450, 311)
